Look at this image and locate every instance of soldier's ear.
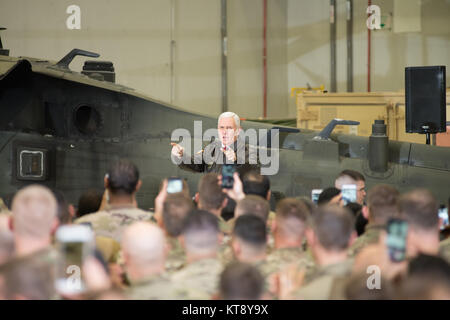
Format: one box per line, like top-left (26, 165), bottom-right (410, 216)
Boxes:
top-left (305, 228), bottom-right (315, 248)
top-left (194, 193), bottom-right (200, 205)
top-left (8, 216), bottom-right (13, 231)
top-left (68, 204), bottom-right (76, 219)
top-left (135, 180), bottom-right (142, 192)
top-left (50, 217), bottom-right (59, 236)
top-left (221, 197), bottom-right (228, 209)
top-left (231, 238), bottom-right (241, 256)
top-left (348, 231), bottom-right (357, 247)
top-left (104, 175), bottom-right (109, 189)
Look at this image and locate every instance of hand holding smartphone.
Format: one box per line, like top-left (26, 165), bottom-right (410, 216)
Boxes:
top-left (386, 218), bottom-right (408, 263)
top-left (311, 189), bottom-right (323, 204)
top-left (166, 177), bottom-right (183, 194)
top-left (221, 164), bottom-right (236, 189)
top-left (341, 184), bottom-right (357, 205)
top-left (54, 225), bottom-right (95, 296)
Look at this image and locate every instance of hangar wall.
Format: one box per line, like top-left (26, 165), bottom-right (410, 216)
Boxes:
top-left (1, 0), bottom-right (449, 120)
top-left (287, 0), bottom-right (450, 117)
top-left (0, 0), bottom-right (288, 119)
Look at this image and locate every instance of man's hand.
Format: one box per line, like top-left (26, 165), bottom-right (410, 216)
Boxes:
top-left (154, 179), bottom-right (168, 227)
top-left (223, 147), bottom-right (236, 162)
top-left (219, 172), bottom-right (245, 202)
top-left (171, 143), bottom-right (184, 158)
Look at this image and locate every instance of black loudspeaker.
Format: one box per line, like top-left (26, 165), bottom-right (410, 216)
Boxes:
top-left (405, 66), bottom-right (446, 134)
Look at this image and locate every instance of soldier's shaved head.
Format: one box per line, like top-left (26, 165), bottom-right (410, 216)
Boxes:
top-left (182, 210), bottom-right (220, 256)
top-left (235, 195), bottom-right (270, 223)
top-left (12, 185), bottom-right (57, 239)
top-left (275, 198), bottom-right (310, 240)
top-left (122, 222), bottom-right (166, 268)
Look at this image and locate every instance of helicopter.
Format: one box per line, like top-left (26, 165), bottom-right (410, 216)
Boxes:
top-left (1, 39), bottom-right (449, 209)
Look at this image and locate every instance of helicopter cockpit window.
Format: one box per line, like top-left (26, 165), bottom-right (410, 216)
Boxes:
top-left (17, 149), bottom-right (47, 181)
top-left (74, 105), bottom-right (101, 135)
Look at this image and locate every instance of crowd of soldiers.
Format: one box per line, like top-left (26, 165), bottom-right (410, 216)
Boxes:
top-left (0, 159), bottom-right (449, 300)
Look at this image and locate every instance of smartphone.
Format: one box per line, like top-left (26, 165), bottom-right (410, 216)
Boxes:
top-left (438, 206), bottom-right (449, 230)
top-left (167, 177), bottom-right (183, 194)
top-left (54, 225), bottom-right (95, 295)
top-left (386, 218), bottom-right (408, 263)
top-left (311, 189), bottom-right (323, 204)
top-left (221, 164), bottom-right (236, 189)
top-left (341, 184), bottom-right (357, 205)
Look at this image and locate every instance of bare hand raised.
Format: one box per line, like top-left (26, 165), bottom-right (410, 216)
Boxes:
top-left (171, 143), bottom-right (184, 158)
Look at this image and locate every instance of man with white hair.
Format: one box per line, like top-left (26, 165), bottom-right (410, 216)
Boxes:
top-left (122, 222), bottom-right (180, 299)
top-left (171, 111), bottom-right (258, 174)
top-left (9, 185), bottom-right (58, 257)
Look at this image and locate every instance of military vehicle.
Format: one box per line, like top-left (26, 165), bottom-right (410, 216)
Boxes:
top-left (1, 36), bottom-right (449, 208)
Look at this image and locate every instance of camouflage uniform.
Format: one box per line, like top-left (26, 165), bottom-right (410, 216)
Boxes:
top-left (219, 216), bottom-right (232, 235)
top-left (439, 237), bottom-right (450, 264)
top-left (265, 247), bottom-right (315, 276)
top-left (95, 236), bottom-right (121, 263)
top-left (171, 257), bottom-right (223, 299)
top-left (348, 224), bottom-right (385, 258)
top-left (303, 258), bottom-right (353, 285)
top-left (218, 228), bottom-right (235, 266)
top-left (126, 273), bottom-right (182, 300)
top-left (293, 259), bottom-right (354, 300)
top-left (0, 247), bottom-right (59, 299)
top-left (74, 204), bottom-right (155, 242)
top-left (165, 237), bottom-right (186, 274)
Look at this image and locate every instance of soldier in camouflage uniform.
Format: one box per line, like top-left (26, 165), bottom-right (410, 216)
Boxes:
top-left (226, 195), bottom-right (273, 257)
top-left (170, 210), bottom-right (224, 299)
top-left (161, 193), bottom-right (194, 274)
top-left (0, 246), bottom-right (58, 299)
top-left (398, 189), bottom-right (442, 258)
top-left (266, 198), bottom-right (315, 276)
top-left (122, 222), bottom-right (182, 300)
top-left (229, 214), bottom-right (283, 297)
top-left (75, 160), bottom-right (154, 242)
top-left (0, 185), bottom-right (59, 299)
top-left (348, 185), bottom-right (400, 257)
top-left (194, 173), bottom-right (233, 235)
top-left (292, 205), bottom-right (356, 299)
top-left (219, 261), bottom-right (265, 300)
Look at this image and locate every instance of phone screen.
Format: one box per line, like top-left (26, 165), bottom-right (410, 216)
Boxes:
top-left (54, 225), bottom-right (95, 295)
top-left (311, 189), bottom-right (323, 204)
top-left (386, 218), bottom-right (408, 263)
top-left (167, 178), bottom-right (183, 194)
top-left (341, 184), bottom-right (357, 205)
top-left (222, 164), bottom-right (235, 189)
top-left (439, 207), bottom-right (449, 230)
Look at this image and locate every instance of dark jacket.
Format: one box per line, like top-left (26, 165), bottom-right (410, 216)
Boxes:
top-left (177, 138), bottom-right (259, 175)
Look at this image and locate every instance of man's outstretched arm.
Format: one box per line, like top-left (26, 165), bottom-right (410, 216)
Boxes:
top-left (171, 143), bottom-right (205, 173)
